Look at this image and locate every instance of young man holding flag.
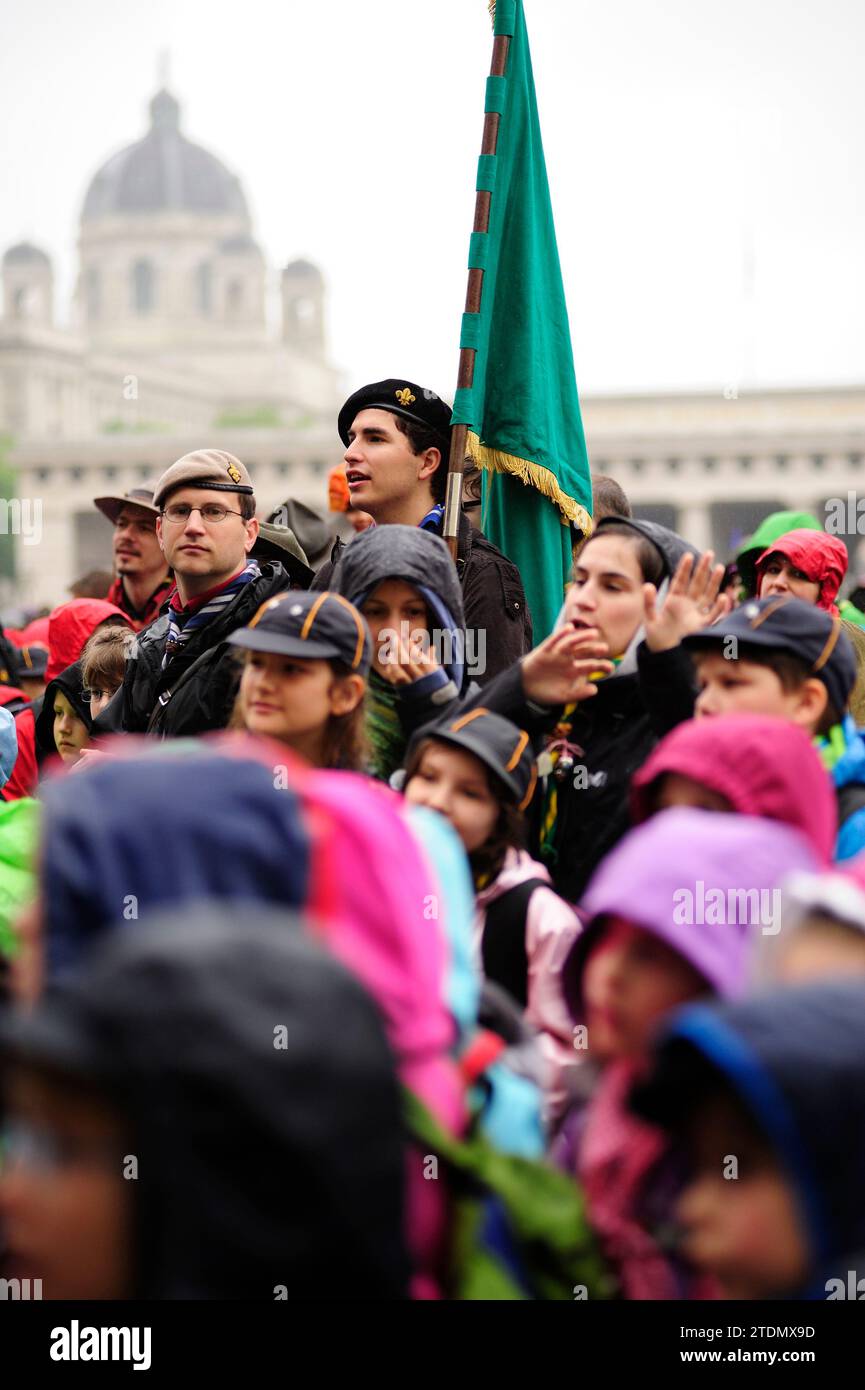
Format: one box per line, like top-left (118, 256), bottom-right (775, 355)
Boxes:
top-left (315, 377), bottom-right (533, 683)
top-left (443, 0), bottom-right (594, 644)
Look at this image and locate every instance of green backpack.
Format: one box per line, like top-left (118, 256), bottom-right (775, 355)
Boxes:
top-left (404, 1087), bottom-right (615, 1301)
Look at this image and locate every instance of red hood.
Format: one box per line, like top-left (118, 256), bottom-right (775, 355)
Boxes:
top-left (46, 599), bottom-right (132, 682)
top-left (631, 714), bottom-right (837, 863)
top-left (8, 617), bottom-right (50, 649)
top-left (755, 528), bottom-right (848, 613)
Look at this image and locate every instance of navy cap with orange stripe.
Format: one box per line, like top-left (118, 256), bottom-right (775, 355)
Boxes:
top-left (409, 707), bottom-right (538, 811)
top-left (227, 590), bottom-right (371, 675)
top-left (683, 593), bottom-right (857, 715)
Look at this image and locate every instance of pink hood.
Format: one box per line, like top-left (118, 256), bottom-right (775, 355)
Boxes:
top-left (631, 714), bottom-right (837, 864)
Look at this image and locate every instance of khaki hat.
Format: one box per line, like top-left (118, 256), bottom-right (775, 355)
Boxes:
top-left (251, 521), bottom-right (314, 588)
top-left (93, 486), bottom-right (159, 525)
top-left (153, 450), bottom-right (255, 510)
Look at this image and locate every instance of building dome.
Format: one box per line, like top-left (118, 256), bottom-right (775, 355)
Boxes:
top-left (81, 89), bottom-right (249, 221)
top-left (283, 257), bottom-right (322, 280)
top-left (3, 241), bottom-right (51, 265)
top-left (219, 234), bottom-right (261, 256)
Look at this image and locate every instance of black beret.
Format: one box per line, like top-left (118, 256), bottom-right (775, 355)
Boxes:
top-left (338, 379), bottom-right (453, 448)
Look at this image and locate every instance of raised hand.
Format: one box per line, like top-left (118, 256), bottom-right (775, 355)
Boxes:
top-left (521, 625), bottom-right (614, 706)
top-left (643, 550), bottom-right (731, 653)
top-left (377, 629), bottom-right (441, 687)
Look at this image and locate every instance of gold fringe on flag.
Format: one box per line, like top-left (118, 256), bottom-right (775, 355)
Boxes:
top-left (466, 430), bottom-right (593, 536)
top-left (488, 1), bottom-right (497, 24)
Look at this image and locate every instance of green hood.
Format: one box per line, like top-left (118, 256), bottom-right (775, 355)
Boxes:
top-left (736, 510), bottom-right (822, 595)
top-left (0, 797), bottom-right (39, 958)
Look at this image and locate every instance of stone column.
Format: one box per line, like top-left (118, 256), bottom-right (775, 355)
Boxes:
top-left (676, 500), bottom-right (712, 552)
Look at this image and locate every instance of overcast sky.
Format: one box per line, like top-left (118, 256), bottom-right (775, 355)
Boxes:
top-left (2, 0), bottom-right (864, 400)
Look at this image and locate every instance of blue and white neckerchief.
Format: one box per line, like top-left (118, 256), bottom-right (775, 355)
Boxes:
top-left (418, 502), bottom-right (445, 533)
top-left (161, 560), bottom-right (260, 670)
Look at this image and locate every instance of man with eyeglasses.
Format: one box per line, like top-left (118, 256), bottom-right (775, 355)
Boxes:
top-left (93, 451), bottom-right (291, 738)
top-left (93, 486), bottom-right (172, 632)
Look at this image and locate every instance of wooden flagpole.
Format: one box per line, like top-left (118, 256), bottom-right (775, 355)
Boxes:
top-left (443, 0), bottom-right (511, 561)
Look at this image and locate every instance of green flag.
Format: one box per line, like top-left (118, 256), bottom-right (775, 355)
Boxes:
top-left (451, 0), bottom-right (592, 642)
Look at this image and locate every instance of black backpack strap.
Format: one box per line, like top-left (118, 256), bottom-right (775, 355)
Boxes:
top-left (480, 878), bottom-right (548, 1009)
top-left (1, 697), bottom-right (31, 720)
top-left (836, 781), bottom-right (865, 828)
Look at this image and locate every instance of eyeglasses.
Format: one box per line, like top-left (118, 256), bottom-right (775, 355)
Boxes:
top-left (160, 503), bottom-right (245, 524)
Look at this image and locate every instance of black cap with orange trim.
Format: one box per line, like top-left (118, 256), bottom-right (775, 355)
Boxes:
top-left (409, 707), bottom-right (538, 812)
top-left (227, 590), bottom-right (371, 675)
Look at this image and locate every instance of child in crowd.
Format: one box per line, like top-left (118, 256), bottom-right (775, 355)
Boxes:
top-left (753, 526), bottom-right (865, 722)
top-left (401, 708), bottom-right (579, 1117)
top-left (759, 857), bottom-right (865, 983)
top-left (34, 662), bottom-right (93, 767)
top-left (333, 526), bottom-right (472, 782)
top-left (631, 713), bottom-right (837, 863)
top-left (734, 509), bottom-right (822, 597)
top-left (228, 591), bottom-right (370, 770)
top-left (43, 598), bottom-right (132, 685)
top-left (81, 624), bottom-right (138, 720)
top-left (552, 807), bottom-right (818, 1299)
top-left (34, 602), bottom-right (133, 770)
top-left (631, 979), bottom-right (865, 1300)
top-left (682, 596), bottom-right (865, 858)
top-left (0, 906), bottom-right (409, 1298)
top-left (755, 527), bottom-right (847, 613)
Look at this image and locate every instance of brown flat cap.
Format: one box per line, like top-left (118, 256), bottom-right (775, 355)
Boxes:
top-left (93, 486), bottom-right (159, 524)
top-left (153, 450), bottom-right (254, 510)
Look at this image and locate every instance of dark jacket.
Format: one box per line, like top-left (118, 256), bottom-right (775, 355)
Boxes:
top-left (316, 511), bottom-right (532, 684)
top-left (472, 518), bottom-right (700, 902)
top-left (92, 560), bottom-right (291, 739)
top-left (0, 904), bottom-right (409, 1299)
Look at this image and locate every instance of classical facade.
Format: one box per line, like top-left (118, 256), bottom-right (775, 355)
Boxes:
top-left (0, 87), bottom-right (341, 607)
top-left (2, 85), bottom-right (865, 608)
top-left (580, 385), bottom-right (865, 569)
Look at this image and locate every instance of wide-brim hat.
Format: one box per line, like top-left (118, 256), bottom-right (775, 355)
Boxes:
top-left (251, 522), bottom-right (314, 588)
top-left (93, 487), bottom-right (159, 525)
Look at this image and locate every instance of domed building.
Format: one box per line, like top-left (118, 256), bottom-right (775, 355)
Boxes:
top-left (0, 87), bottom-right (343, 605)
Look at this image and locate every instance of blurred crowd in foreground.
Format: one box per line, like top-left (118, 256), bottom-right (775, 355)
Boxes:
top-left (0, 377), bottom-right (864, 1301)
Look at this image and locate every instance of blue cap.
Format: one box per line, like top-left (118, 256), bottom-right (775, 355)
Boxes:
top-left (683, 594), bottom-right (857, 714)
top-left (228, 590), bottom-right (371, 675)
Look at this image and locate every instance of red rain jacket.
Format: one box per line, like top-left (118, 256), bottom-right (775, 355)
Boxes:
top-left (46, 599), bottom-right (132, 683)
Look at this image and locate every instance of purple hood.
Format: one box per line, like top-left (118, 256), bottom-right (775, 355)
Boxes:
top-left (563, 807), bottom-right (820, 1018)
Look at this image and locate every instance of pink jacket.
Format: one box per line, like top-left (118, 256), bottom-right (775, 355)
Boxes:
top-left (292, 768), bottom-right (466, 1300)
top-left (474, 848), bottom-right (581, 1122)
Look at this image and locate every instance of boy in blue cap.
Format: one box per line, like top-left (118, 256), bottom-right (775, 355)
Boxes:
top-left (681, 595), bottom-right (865, 859)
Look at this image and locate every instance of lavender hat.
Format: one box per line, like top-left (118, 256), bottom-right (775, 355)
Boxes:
top-left (562, 807), bottom-right (820, 1019)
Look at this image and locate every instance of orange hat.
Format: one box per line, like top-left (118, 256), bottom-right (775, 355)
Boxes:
top-left (328, 465), bottom-right (350, 513)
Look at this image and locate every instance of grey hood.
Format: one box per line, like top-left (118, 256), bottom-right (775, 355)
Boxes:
top-left (332, 524), bottom-right (466, 630)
